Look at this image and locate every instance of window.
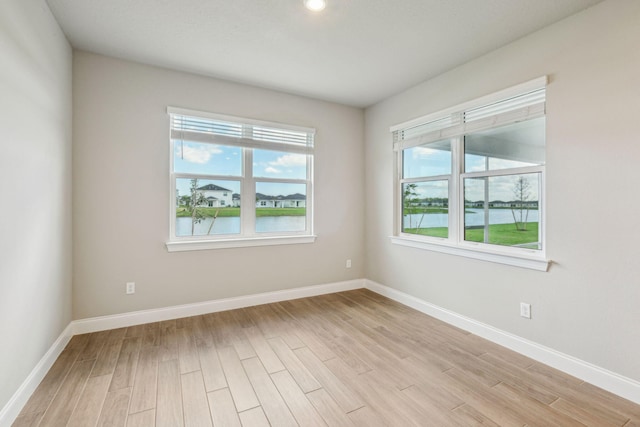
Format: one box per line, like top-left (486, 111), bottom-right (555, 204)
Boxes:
top-left (167, 107), bottom-right (315, 251)
top-left (391, 77), bottom-right (549, 271)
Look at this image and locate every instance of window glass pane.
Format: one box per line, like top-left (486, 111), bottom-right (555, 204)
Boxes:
top-left (403, 139), bottom-right (452, 179)
top-left (464, 173), bottom-right (540, 249)
top-left (402, 181), bottom-right (449, 238)
top-left (173, 141), bottom-right (241, 176)
top-left (464, 117), bottom-right (545, 173)
top-left (255, 182), bottom-right (306, 233)
top-left (175, 178), bottom-right (240, 236)
top-left (253, 149), bottom-right (307, 180)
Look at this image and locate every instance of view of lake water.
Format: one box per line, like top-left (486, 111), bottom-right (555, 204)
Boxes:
top-left (176, 216), bottom-right (306, 236)
top-left (404, 208), bottom-right (539, 228)
top-left (176, 208), bottom-right (537, 236)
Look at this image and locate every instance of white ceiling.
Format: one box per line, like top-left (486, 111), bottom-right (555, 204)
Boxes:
top-left (46, 0), bottom-right (602, 107)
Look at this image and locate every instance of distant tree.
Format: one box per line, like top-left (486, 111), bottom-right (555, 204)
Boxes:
top-left (403, 183), bottom-right (425, 231)
top-left (511, 176), bottom-right (532, 231)
top-left (189, 179), bottom-right (207, 235)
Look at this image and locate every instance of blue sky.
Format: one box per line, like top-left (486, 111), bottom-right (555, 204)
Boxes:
top-left (403, 143), bottom-right (452, 179)
top-left (174, 141), bottom-right (307, 198)
top-left (464, 173), bottom-right (539, 203)
top-left (403, 142), bottom-right (539, 202)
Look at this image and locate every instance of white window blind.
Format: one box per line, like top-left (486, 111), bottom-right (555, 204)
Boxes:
top-left (390, 77), bottom-right (549, 271)
top-left (392, 78), bottom-right (546, 151)
top-left (168, 107), bottom-right (315, 155)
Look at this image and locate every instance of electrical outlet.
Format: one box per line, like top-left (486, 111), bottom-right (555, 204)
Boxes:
top-left (126, 282), bottom-right (135, 295)
top-left (520, 302), bottom-right (531, 319)
top-left (346, 259), bottom-right (352, 268)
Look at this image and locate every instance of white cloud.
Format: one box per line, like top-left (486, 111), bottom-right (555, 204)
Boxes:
top-left (411, 146), bottom-right (438, 159)
top-left (176, 143), bottom-right (222, 164)
top-left (269, 153), bottom-right (306, 167)
top-left (265, 166), bottom-right (281, 174)
top-left (411, 181), bottom-right (448, 198)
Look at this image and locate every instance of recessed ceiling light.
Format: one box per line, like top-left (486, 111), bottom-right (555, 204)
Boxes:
top-left (304, 0), bottom-right (326, 12)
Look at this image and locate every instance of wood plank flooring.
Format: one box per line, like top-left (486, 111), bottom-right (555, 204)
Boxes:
top-left (13, 289), bottom-right (640, 426)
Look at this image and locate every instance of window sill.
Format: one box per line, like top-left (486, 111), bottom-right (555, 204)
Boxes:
top-left (166, 235), bottom-right (317, 252)
top-left (390, 236), bottom-right (550, 271)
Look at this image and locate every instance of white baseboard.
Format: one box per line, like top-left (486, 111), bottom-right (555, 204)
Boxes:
top-left (0, 324), bottom-right (74, 427)
top-left (0, 279), bottom-right (364, 426)
top-left (364, 279), bottom-right (640, 405)
top-left (4, 276), bottom-right (638, 427)
top-left (72, 279), bottom-right (365, 335)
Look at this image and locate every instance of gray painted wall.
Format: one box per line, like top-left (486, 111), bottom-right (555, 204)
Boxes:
top-left (0, 0), bottom-right (72, 411)
top-left (364, 0), bottom-right (640, 382)
top-left (4, 0), bottom-right (640, 416)
top-left (72, 52), bottom-right (365, 319)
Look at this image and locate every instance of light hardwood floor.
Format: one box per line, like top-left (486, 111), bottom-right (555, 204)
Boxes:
top-left (14, 289), bottom-right (640, 426)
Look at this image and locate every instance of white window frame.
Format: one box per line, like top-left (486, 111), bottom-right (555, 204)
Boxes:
top-left (166, 107), bottom-right (316, 252)
top-left (390, 77), bottom-right (550, 271)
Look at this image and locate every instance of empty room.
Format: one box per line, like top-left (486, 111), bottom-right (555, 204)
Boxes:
top-left (1, 0), bottom-right (640, 425)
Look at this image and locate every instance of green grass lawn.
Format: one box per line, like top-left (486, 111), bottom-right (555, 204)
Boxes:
top-left (465, 222), bottom-right (538, 246)
top-left (256, 207), bottom-right (305, 217)
top-left (176, 206), bottom-right (305, 218)
top-left (403, 226), bottom-right (449, 238)
top-left (176, 207), bottom-right (239, 217)
top-left (403, 207), bottom-right (448, 214)
top-left (405, 222), bottom-right (539, 246)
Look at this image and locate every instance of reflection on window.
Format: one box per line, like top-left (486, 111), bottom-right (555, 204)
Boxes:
top-left (403, 140), bottom-right (452, 179)
top-left (464, 118), bottom-right (545, 173)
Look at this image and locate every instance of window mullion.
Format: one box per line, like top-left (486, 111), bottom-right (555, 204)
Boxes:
top-left (483, 176), bottom-right (490, 243)
top-left (451, 136), bottom-right (462, 244)
top-left (307, 154), bottom-right (313, 234)
top-left (396, 146), bottom-right (403, 236)
top-left (539, 170), bottom-right (546, 254)
top-left (242, 148), bottom-right (255, 237)
top-left (169, 136), bottom-right (176, 240)
top-left (170, 175), bottom-right (177, 241)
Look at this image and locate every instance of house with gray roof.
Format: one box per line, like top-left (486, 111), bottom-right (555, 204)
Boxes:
top-left (256, 193), bottom-right (306, 208)
top-left (197, 184), bottom-right (233, 208)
